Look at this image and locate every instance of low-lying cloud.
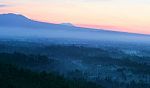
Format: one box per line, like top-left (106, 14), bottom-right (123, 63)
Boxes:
top-left (0, 4), bottom-right (9, 7)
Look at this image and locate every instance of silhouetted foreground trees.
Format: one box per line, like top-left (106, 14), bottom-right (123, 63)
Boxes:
top-left (0, 52), bottom-right (51, 67)
top-left (0, 63), bottom-right (103, 88)
top-left (0, 50), bottom-right (149, 88)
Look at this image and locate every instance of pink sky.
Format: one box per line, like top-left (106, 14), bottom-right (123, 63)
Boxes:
top-left (0, 0), bottom-right (150, 34)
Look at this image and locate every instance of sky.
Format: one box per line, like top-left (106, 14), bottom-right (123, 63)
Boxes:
top-left (0, 0), bottom-right (150, 34)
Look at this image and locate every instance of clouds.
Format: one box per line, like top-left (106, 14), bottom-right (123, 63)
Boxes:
top-left (0, 4), bottom-right (8, 7)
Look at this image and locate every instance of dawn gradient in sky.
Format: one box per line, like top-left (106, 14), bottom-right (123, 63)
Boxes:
top-left (0, 0), bottom-right (150, 34)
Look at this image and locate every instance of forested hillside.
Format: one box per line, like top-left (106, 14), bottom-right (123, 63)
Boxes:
top-left (0, 63), bottom-right (103, 88)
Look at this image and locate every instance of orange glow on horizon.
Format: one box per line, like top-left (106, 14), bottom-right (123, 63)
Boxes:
top-left (76, 24), bottom-right (150, 34)
top-left (0, 0), bottom-right (150, 34)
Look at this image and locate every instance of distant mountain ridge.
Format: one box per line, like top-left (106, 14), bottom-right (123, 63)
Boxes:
top-left (0, 13), bottom-right (148, 34)
top-left (0, 13), bottom-right (150, 38)
top-left (60, 23), bottom-right (74, 27)
top-left (0, 13), bottom-right (75, 30)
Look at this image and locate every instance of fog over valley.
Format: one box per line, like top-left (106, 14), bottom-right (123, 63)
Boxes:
top-left (0, 13), bottom-right (150, 88)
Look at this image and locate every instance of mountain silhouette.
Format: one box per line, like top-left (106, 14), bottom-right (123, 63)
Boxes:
top-left (60, 23), bottom-right (74, 27)
top-left (0, 13), bottom-right (75, 29)
top-left (0, 13), bottom-right (146, 34)
top-left (0, 13), bottom-right (150, 43)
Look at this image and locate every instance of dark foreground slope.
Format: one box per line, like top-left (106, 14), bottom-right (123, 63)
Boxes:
top-left (0, 63), bottom-right (103, 88)
top-left (0, 43), bottom-right (150, 88)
